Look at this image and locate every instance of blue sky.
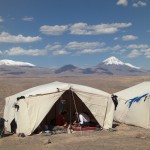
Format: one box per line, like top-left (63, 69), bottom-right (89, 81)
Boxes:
top-left (0, 0), bottom-right (150, 69)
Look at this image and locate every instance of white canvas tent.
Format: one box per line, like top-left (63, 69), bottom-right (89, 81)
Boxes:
top-left (4, 81), bottom-right (114, 135)
top-left (114, 82), bottom-right (150, 129)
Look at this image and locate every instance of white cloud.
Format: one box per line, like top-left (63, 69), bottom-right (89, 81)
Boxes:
top-left (117, 0), bottom-right (128, 6)
top-left (5, 47), bottom-right (47, 56)
top-left (70, 22), bottom-right (132, 35)
top-left (66, 41), bottom-right (105, 50)
top-left (122, 35), bottom-right (138, 41)
top-left (45, 41), bottom-right (107, 55)
top-left (128, 45), bottom-right (150, 58)
top-left (78, 45), bottom-right (121, 54)
top-left (133, 1), bottom-right (147, 7)
top-left (0, 16), bottom-right (4, 22)
top-left (79, 49), bottom-right (100, 54)
top-left (46, 42), bottom-right (123, 55)
top-left (52, 50), bottom-right (70, 55)
top-left (44, 41), bottom-right (108, 55)
top-left (22, 16), bottom-right (34, 21)
top-left (78, 46), bottom-right (116, 54)
top-left (112, 45), bottom-right (122, 50)
top-left (39, 22), bottom-right (132, 36)
top-left (141, 48), bottom-right (150, 58)
top-left (70, 23), bottom-right (88, 35)
top-left (4, 41), bottom-right (149, 58)
top-left (117, 49), bottom-right (126, 54)
top-left (127, 44), bottom-right (149, 49)
top-left (40, 25), bottom-right (68, 35)
top-left (45, 44), bottom-right (62, 51)
top-left (0, 32), bottom-right (41, 43)
top-left (128, 49), bottom-right (141, 58)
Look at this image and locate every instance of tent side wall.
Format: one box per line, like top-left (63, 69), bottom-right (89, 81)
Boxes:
top-left (125, 96), bottom-right (150, 129)
top-left (148, 96), bottom-right (150, 128)
top-left (15, 92), bottom-right (63, 135)
top-left (103, 97), bottom-right (114, 129)
top-left (3, 97), bottom-right (16, 132)
top-left (114, 82), bottom-right (150, 129)
top-left (75, 91), bottom-right (114, 129)
top-left (114, 95), bottom-right (150, 129)
top-left (15, 100), bottom-right (31, 134)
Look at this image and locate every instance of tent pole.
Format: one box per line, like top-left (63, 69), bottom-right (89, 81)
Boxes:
top-left (71, 89), bottom-right (83, 135)
top-left (69, 90), bottom-right (72, 125)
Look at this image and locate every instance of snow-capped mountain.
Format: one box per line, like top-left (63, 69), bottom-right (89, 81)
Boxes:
top-left (102, 56), bottom-right (140, 69)
top-left (0, 59), bottom-right (54, 77)
top-left (55, 56), bottom-right (149, 76)
top-left (0, 59), bottom-right (35, 67)
top-left (103, 56), bottom-right (124, 65)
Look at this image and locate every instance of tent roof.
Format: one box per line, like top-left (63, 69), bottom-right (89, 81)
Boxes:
top-left (9, 81), bottom-right (110, 99)
top-left (115, 81), bottom-right (150, 100)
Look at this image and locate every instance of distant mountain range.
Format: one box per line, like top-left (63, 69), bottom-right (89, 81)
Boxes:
top-left (0, 56), bottom-right (149, 76)
top-left (54, 56), bottom-right (149, 76)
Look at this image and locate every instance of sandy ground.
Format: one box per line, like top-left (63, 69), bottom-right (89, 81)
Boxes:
top-left (1, 123), bottom-right (150, 150)
top-left (0, 75), bottom-right (150, 150)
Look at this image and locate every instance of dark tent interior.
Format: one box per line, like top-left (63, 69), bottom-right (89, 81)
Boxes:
top-left (34, 90), bottom-right (98, 133)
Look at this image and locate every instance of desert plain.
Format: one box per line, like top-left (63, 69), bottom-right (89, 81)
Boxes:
top-left (0, 75), bottom-right (150, 150)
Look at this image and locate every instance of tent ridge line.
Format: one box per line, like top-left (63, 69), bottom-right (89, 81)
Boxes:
top-left (28, 88), bottom-right (110, 98)
top-left (28, 89), bottom-right (67, 98)
top-left (72, 89), bottom-right (110, 97)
